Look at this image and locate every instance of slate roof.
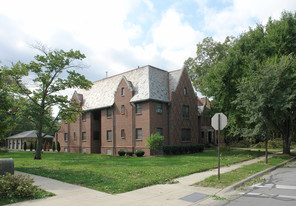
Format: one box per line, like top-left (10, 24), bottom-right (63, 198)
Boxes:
top-left (77, 65), bottom-right (184, 111)
top-left (7, 130), bottom-right (54, 139)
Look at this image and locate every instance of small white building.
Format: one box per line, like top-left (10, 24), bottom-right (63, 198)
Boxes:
top-left (6, 130), bottom-right (54, 149)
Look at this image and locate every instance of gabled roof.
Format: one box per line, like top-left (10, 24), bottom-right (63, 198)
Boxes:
top-left (77, 65), bottom-right (183, 111)
top-left (7, 130), bottom-right (54, 139)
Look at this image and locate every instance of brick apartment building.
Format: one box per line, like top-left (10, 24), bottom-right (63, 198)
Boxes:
top-left (56, 65), bottom-right (202, 156)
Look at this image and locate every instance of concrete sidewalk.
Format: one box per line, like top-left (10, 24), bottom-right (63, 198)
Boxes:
top-left (9, 156), bottom-right (269, 206)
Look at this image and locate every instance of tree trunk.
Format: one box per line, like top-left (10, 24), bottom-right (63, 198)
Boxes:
top-left (283, 118), bottom-right (292, 154)
top-left (265, 138), bottom-right (268, 164)
top-left (34, 129), bottom-right (43, 159)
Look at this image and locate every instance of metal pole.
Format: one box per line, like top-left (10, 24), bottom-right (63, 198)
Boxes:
top-left (218, 114), bottom-right (220, 180)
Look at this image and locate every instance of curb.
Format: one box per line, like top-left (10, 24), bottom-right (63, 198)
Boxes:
top-left (216, 156), bottom-right (296, 195)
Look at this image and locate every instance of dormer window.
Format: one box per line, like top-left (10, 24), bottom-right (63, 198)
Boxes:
top-left (121, 87), bottom-right (125, 96)
top-left (184, 87), bottom-right (187, 95)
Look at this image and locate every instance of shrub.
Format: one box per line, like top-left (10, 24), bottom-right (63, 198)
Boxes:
top-left (57, 142), bottom-right (61, 152)
top-left (126, 151), bottom-right (134, 156)
top-left (118, 150), bottom-right (126, 156)
top-left (0, 147), bottom-right (9, 153)
top-left (0, 173), bottom-right (38, 198)
top-left (145, 133), bottom-right (164, 151)
top-left (23, 142), bottom-right (27, 151)
top-left (29, 142), bottom-right (33, 151)
top-left (135, 150), bottom-right (145, 157)
top-left (52, 142), bottom-right (56, 152)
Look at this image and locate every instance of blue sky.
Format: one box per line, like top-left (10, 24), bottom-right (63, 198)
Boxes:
top-left (1, 0), bottom-right (296, 82)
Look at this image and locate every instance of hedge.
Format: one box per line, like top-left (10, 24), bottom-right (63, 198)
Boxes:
top-left (163, 144), bottom-right (204, 155)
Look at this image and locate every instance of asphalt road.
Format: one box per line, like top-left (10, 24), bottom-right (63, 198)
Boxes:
top-left (221, 160), bottom-right (296, 206)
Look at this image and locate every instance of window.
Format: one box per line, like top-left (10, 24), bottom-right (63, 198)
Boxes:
top-left (201, 131), bottom-right (204, 139)
top-left (64, 133), bottom-right (68, 142)
top-left (82, 132), bottom-right (86, 141)
top-left (136, 103), bottom-right (142, 114)
top-left (107, 108), bottom-right (112, 118)
top-left (121, 87), bottom-right (125, 96)
top-left (64, 148), bottom-right (68, 152)
top-left (156, 103), bottom-right (162, 113)
top-left (182, 105), bottom-right (189, 118)
top-left (156, 128), bottom-right (163, 136)
top-left (182, 129), bottom-right (191, 141)
top-left (121, 129), bottom-right (125, 138)
top-left (107, 130), bottom-right (112, 141)
top-left (73, 132), bottom-right (76, 141)
top-left (136, 128), bottom-right (142, 140)
top-left (121, 105), bottom-right (125, 114)
top-left (82, 113), bottom-right (86, 121)
top-left (93, 131), bottom-right (100, 140)
top-left (106, 149), bottom-right (112, 155)
top-left (82, 148), bottom-right (86, 153)
top-left (184, 87), bottom-right (187, 95)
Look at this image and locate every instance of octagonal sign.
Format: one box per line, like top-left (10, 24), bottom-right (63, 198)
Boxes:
top-left (211, 113), bottom-right (227, 130)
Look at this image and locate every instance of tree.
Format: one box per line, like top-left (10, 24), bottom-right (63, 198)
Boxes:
top-left (23, 142), bottom-right (27, 151)
top-left (52, 142), bottom-right (56, 152)
top-left (6, 45), bottom-right (92, 159)
top-left (186, 11), bottom-right (296, 153)
top-left (29, 142), bottom-right (33, 151)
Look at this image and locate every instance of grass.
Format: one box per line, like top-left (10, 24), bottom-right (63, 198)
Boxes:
top-left (0, 150), bottom-right (264, 194)
top-left (194, 154), bottom-right (294, 189)
top-left (0, 188), bottom-right (54, 206)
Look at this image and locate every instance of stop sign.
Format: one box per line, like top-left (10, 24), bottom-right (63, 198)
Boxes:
top-left (211, 113), bottom-right (227, 130)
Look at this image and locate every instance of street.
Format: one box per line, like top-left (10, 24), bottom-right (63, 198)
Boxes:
top-left (222, 160), bottom-right (296, 206)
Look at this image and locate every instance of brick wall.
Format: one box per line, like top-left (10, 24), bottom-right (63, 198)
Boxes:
top-left (169, 68), bottom-right (199, 145)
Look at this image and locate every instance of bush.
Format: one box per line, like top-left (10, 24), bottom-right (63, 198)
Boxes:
top-left (229, 139), bottom-right (251, 148)
top-left (135, 150), bottom-right (145, 157)
top-left (57, 142), bottom-right (61, 152)
top-left (126, 151), bottom-right (133, 156)
top-left (118, 150), bottom-right (126, 156)
top-left (145, 133), bottom-right (164, 151)
top-left (163, 144), bottom-right (204, 155)
top-left (29, 142), bottom-right (33, 151)
top-left (0, 147), bottom-right (9, 153)
top-left (0, 173), bottom-right (38, 198)
top-left (23, 142), bottom-right (27, 151)
top-left (52, 142), bottom-right (56, 152)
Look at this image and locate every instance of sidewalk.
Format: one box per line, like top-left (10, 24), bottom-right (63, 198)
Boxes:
top-left (9, 155), bottom-right (269, 206)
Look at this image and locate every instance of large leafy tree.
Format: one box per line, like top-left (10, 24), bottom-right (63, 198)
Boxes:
top-left (186, 11), bottom-right (296, 153)
top-left (5, 46), bottom-right (92, 159)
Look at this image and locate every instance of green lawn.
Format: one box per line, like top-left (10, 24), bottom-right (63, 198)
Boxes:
top-left (1, 150), bottom-right (264, 194)
top-left (194, 154), bottom-right (294, 189)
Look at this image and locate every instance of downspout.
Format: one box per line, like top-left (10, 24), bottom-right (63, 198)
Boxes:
top-left (130, 102), bottom-right (134, 153)
top-left (79, 114), bottom-right (82, 153)
top-left (112, 106), bottom-right (116, 155)
top-left (167, 72), bottom-right (171, 145)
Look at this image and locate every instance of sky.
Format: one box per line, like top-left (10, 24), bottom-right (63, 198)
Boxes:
top-left (1, 0), bottom-right (296, 82)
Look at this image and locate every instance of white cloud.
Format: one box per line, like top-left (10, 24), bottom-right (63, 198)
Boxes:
top-left (202, 0), bottom-right (296, 41)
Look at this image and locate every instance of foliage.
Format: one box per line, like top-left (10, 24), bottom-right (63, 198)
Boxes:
top-left (57, 142), bottom-right (61, 152)
top-left (29, 142), bottom-right (33, 151)
top-left (23, 142), bottom-right (27, 151)
top-left (4, 45), bottom-right (92, 159)
top-left (163, 144), bottom-right (204, 155)
top-left (0, 173), bottom-right (54, 205)
top-left (185, 11), bottom-right (296, 154)
top-left (145, 133), bottom-right (164, 151)
top-left (0, 147), bottom-right (8, 153)
top-left (126, 151), bottom-right (134, 156)
top-left (2, 150), bottom-right (264, 194)
top-left (135, 150), bottom-right (145, 157)
top-left (118, 150), bottom-right (126, 156)
top-left (0, 173), bottom-right (38, 198)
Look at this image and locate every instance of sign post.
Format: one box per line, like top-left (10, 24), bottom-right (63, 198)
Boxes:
top-left (211, 113), bottom-right (227, 180)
